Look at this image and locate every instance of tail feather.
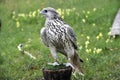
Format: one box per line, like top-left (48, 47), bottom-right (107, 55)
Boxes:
top-left (71, 51), bottom-right (84, 76)
top-left (80, 58), bottom-right (84, 63)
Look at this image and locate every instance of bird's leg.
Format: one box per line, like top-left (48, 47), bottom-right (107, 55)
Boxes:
top-left (48, 46), bottom-right (59, 66)
top-left (65, 58), bottom-right (75, 71)
top-left (65, 49), bottom-right (75, 71)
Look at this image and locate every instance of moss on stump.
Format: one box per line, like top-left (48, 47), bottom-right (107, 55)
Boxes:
top-left (42, 64), bottom-right (72, 80)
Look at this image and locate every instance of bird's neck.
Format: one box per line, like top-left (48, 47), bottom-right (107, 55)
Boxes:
top-left (46, 15), bottom-right (63, 20)
top-left (45, 17), bottom-right (65, 28)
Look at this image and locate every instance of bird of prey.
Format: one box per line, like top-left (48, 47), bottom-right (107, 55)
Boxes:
top-left (40, 7), bottom-right (84, 75)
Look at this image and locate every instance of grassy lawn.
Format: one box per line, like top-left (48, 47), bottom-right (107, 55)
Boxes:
top-left (0, 0), bottom-right (120, 80)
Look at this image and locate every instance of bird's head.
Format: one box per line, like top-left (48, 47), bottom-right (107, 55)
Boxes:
top-left (40, 7), bottom-right (59, 19)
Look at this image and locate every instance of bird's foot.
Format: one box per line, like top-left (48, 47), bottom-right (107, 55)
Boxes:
top-left (65, 63), bottom-right (74, 69)
top-left (64, 62), bottom-right (75, 72)
top-left (48, 62), bottom-right (60, 66)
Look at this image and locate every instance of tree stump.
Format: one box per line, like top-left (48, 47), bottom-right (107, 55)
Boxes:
top-left (42, 64), bottom-right (72, 80)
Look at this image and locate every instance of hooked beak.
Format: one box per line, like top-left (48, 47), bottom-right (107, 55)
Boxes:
top-left (40, 10), bottom-right (44, 15)
top-left (40, 10), bottom-right (45, 18)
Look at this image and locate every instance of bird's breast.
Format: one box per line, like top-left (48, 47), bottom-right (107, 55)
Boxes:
top-left (47, 27), bottom-right (64, 41)
top-left (46, 26), bottom-right (69, 48)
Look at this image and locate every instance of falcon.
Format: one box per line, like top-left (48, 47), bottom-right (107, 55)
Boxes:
top-left (40, 7), bottom-right (84, 75)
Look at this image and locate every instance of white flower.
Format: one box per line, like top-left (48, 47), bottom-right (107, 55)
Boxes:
top-left (85, 15), bottom-right (88, 18)
top-left (87, 11), bottom-right (90, 14)
top-left (96, 33), bottom-right (103, 40)
top-left (99, 33), bottom-right (103, 37)
top-left (16, 21), bottom-right (20, 28)
top-left (106, 39), bottom-right (110, 43)
top-left (96, 49), bottom-right (102, 54)
top-left (79, 46), bottom-right (83, 50)
top-left (85, 41), bottom-right (90, 45)
top-left (18, 13), bottom-right (25, 17)
top-left (87, 36), bottom-right (90, 40)
top-left (82, 19), bottom-right (86, 23)
top-left (61, 15), bottom-right (64, 19)
top-left (93, 8), bottom-right (96, 12)
top-left (86, 58), bottom-right (88, 61)
top-left (92, 23), bottom-right (96, 26)
top-left (93, 48), bottom-right (96, 53)
top-left (107, 32), bottom-right (111, 35)
top-left (96, 36), bottom-right (99, 40)
top-left (85, 40), bottom-right (90, 48)
top-left (57, 8), bottom-right (62, 16)
top-left (86, 49), bottom-right (92, 53)
top-left (32, 11), bottom-right (36, 17)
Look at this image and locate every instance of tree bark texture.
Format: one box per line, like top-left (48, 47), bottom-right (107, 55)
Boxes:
top-left (42, 67), bottom-right (72, 80)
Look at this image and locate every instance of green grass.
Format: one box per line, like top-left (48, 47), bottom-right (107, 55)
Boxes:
top-left (0, 0), bottom-right (120, 80)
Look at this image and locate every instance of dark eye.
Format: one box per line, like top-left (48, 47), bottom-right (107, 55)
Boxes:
top-left (44, 10), bottom-right (48, 13)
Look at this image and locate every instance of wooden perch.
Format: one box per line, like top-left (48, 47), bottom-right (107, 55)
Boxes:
top-left (110, 9), bottom-right (120, 36)
top-left (42, 64), bottom-right (72, 80)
